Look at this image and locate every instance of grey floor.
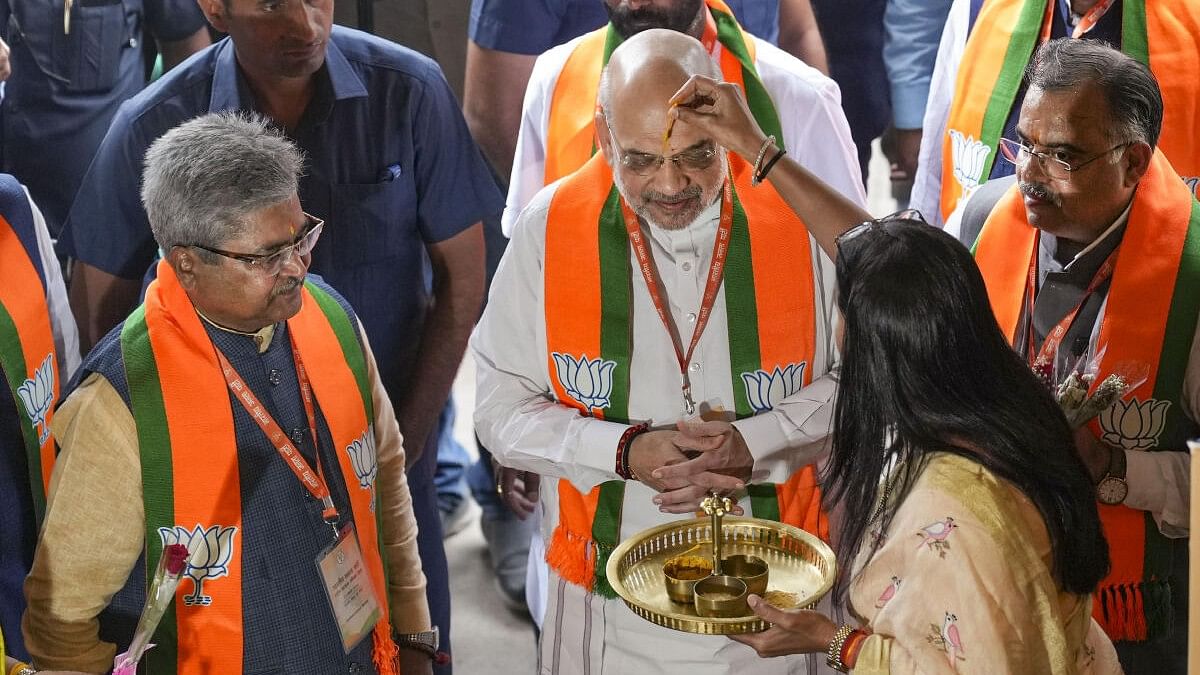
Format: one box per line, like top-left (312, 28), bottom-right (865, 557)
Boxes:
top-left (445, 145), bottom-right (898, 673)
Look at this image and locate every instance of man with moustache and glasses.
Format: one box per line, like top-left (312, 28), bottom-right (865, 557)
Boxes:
top-left (473, 30), bottom-right (843, 673)
top-left (911, 0), bottom-right (1200, 230)
top-left (955, 39), bottom-right (1197, 674)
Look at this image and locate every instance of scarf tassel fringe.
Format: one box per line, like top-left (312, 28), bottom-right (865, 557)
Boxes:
top-left (1096, 580), bottom-right (1173, 643)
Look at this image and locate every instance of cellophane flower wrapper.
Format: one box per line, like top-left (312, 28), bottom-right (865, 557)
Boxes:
top-left (113, 544), bottom-right (193, 674)
top-left (1035, 344), bottom-right (1148, 428)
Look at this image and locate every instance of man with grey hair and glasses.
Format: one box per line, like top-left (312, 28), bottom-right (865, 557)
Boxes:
top-left (955, 38), bottom-right (1196, 673)
top-left (23, 112), bottom-right (434, 675)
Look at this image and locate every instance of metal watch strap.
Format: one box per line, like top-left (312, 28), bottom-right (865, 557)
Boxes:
top-left (395, 626), bottom-right (439, 656)
top-left (825, 624), bottom-right (855, 673)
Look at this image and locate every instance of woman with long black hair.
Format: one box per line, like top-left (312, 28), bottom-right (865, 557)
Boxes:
top-left (759, 216), bottom-right (1117, 672)
top-left (665, 75), bottom-right (1121, 673)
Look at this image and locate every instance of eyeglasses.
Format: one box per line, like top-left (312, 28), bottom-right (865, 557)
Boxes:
top-left (606, 125), bottom-right (719, 176)
top-left (997, 137), bottom-right (1129, 180)
top-left (186, 212), bottom-right (324, 276)
top-left (835, 208), bottom-right (925, 248)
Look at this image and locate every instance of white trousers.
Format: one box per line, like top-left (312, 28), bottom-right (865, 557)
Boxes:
top-left (537, 571), bottom-right (817, 675)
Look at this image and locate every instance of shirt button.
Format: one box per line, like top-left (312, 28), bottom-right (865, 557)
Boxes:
top-left (128, 38), bottom-right (138, 48)
top-left (348, 663), bottom-right (363, 673)
top-left (268, 369), bottom-right (282, 386)
top-left (290, 428), bottom-right (306, 444)
top-left (690, 362), bottom-right (701, 372)
top-left (687, 312), bottom-right (697, 323)
top-left (681, 261), bottom-right (693, 272)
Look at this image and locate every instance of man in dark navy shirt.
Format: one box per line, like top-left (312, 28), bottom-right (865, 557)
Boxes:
top-left (59, 0), bottom-right (504, 669)
top-left (0, 0), bottom-right (210, 237)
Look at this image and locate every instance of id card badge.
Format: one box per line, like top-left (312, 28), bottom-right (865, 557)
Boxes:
top-left (317, 524), bottom-right (383, 653)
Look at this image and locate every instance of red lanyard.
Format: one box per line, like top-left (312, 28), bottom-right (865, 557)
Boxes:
top-left (700, 7), bottom-right (718, 53)
top-left (621, 178), bottom-right (733, 415)
top-left (1071, 0), bottom-right (1117, 38)
top-left (1025, 238), bottom-right (1119, 366)
top-left (216, 336), bottom-right (340, 536)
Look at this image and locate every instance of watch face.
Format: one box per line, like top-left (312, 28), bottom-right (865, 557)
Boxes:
top-left (1097, 477), bottom-right (1128, 505)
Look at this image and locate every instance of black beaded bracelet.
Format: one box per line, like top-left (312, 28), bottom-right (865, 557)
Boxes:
top-left (615, 422), bottom-right (650, 479)
top-left (754, 147), bottom-right (788, 185)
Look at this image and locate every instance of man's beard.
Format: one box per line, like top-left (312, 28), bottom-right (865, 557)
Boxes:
top-left (605, 0), bottom-right (704, 38)
top-left (613, 156), bottom-right (726, 231)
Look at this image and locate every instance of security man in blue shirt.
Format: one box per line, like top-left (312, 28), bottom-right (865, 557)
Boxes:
top-left (58, 0), bottom-right (504, 670)
top-left (0, 0), bottom-right (209, 237)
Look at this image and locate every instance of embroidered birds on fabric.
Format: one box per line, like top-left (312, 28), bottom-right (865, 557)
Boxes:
top-left (875, 576), bottom-right (901, 609)
top-left (916, 516), bottom-right (958, 557)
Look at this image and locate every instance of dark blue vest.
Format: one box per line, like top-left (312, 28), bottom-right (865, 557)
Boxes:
top-left (73, 278), bottom-right (382, 674)
top-left (0, 172), bottom-right (46, 661)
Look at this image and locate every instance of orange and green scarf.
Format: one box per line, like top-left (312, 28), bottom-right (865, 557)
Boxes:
top-left (973, 150), bottom-right (1200, 642)
top-left (543, 0), bottom-right (784, 186)
top-left (121, 261), bottom-right (399, 674)
top-left (941, 0), bottom-right (1200, 223)
top-left (542, 151), bottom-right (827, 597)
top-left (0, 210), bottom-right (58, 525)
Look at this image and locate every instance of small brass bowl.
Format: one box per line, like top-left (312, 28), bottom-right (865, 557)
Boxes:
top-left (693, 575), bottom-right (749, 618)
top-left (723, 554), bottom-right (769, 597)
top-left (663, 555), bottom-right (713, 604)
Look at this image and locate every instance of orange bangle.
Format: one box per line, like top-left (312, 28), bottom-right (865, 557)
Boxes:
top-left (840, 630), bottom-right (869, 669)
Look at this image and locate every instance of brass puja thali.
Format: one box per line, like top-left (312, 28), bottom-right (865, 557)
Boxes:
top-left (606, 494), bottom-right (836, 635)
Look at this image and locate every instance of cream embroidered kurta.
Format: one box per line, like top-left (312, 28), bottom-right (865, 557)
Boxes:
top-left (846, 453), bottom-right (1122, 674)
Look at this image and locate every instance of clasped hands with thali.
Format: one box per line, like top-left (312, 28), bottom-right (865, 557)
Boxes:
top-left (607, 421), bottom-right (836, 637)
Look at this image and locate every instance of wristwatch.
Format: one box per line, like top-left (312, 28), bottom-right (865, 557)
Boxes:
top-left (1096, 444), bottom-right (1129, 505)
top-left (395, 625), bottom-right (440, 658)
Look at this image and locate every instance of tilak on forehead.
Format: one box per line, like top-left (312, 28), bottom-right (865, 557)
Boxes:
top-left (542, 22), bottom-right (826, 598)
top-left (600, 30), bottom-right (714, 153)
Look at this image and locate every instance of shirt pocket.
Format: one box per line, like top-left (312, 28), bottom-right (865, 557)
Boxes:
top-left (49, 0), bottom-right (129, 92)
top-left (329, 172), bottom-right (417, 267)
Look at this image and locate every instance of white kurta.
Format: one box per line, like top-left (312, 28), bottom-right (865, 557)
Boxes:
top-left (473, 181), bottom-right (838, 673)
top-left (501, 32), bottom-right (867, 237)
top-left (910, 0), bottom-right (982, 229)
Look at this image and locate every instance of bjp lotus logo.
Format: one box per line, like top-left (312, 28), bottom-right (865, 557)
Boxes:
top-left (159, 524), bottom-right (238, 606)
top-left (1099, 398), bottom-right (1170, 451)
top-left (17, 353), bottom-right (55, 445)
top-left (742, 363), bottom-right (807, 413)
top-left (552, 353), bottom-right (616, 412)
top-left (948, 129), bottom-right (991, 198)
top-left (346, 429), bottom-right (378, 510)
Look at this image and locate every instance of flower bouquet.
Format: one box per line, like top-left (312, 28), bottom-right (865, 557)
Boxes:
top-left (113, 543), bottom-right (193, 675)
top-left (1032, 345), bottom-right (1147, 429)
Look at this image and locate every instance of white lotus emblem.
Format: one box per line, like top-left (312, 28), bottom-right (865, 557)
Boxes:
top-left (552, 352), bottom-right (616, 412)
top-left (17, 353), bottom-right (54, 445)
top-left (346, 429), bottom-right (378, 510)
top-left (1099, 398), bottom-right (1170, 451)
top-left (742, 363), bottom-right (807, 413)
top-left (159, 524), bottom-right (238, 606)
top-left (948, 129), bottom-right (992, 198)
top-left (1184, 176), bottom-right (1199, 200)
